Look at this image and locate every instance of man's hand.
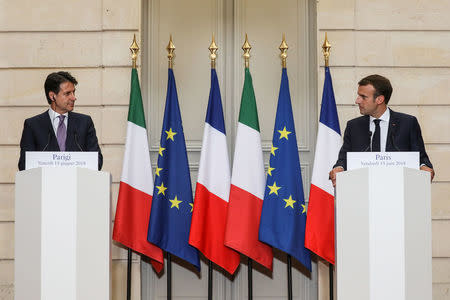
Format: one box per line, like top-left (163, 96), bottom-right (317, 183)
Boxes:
top-left (420, 165), bottom-right (435, 182)
top-left (329, 166), bottom-right (344, 187)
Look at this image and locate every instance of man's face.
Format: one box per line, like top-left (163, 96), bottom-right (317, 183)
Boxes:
top-left (355, 84), bottom-right (383, 117)
top-left (50, 81), bottom-right (76, 114)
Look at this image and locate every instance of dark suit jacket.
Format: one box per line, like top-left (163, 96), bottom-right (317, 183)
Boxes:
top-left (18, 110), bottom-right (103, 171)
top-left (334, 109), bottom-right (433, 170)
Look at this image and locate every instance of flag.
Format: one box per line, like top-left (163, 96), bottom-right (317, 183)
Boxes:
top-left (147, 68), bottom-right (200, 270)
top-left (224, 68), bottom-right (273, 270)
top-left (189, 69), bottom-right (240, 275)
top-left (305, 66), bottom-right (341, 264)
top-left (112, 68), bottom-right (164, 273)
top-left (258, 68), bottom-right (311, 271)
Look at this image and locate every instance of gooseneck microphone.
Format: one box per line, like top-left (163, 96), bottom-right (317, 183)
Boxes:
top-left (362, 131), bottom-right (372, 152)
top-left (74, 131), bottom-right (84, 151)
top-left (42, 130), bottom-right (51, 151)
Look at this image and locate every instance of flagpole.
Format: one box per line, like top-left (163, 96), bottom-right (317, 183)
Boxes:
top-left (167, 253), bottom-right (172, 300)
top-left (166, 35), bottom-right (175, 300)
top-left (241, 34), bottom-right (255, 300)
top-left (126, 249), bottom-right (132, 300)
top-left (329, 265), bottom-right (334, 300)
top-left (278, 34), bottom-right (294, 300)
top-left (125, 34), bottom-right (140, 300)
top-left (208, 260), bottom-right (213, 300)
top-left (248, 258), bottom-right (253, 299)
top-left (206, 35), bottom-right (219, 300)
top-left (287, 255), bottom-right (293, 300)
top-left (322, 32), bottom-right (334, 300)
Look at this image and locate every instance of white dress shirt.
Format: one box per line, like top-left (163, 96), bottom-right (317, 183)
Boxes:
top-left (369, 108), bottom-right (390, 152)
top-left (48, 108), bottom-right (68, 138)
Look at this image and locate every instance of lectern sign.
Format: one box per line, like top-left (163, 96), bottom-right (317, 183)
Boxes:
top-left (25, 151), bottom-right (98, 171)
top-left (347, 152), bottom-right (419, 171)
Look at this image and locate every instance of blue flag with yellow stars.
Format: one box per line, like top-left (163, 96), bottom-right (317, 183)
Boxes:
top-left (147, 68), bottom-right (200, 270)
top-left (258, 68), bottom-right (311, 271)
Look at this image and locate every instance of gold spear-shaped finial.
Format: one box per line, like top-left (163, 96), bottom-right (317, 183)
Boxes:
top-left (279, 33), bottom-right (288, 68)
top-left (209, 34), bottom-right (218, 69)
top-left (242, 34), bottom-right (251, 68)
top-left (130, 34), bottom-right (140, 69)
top-left (322, 32), bottom-right (331, 67)
top-left (167, 34), bottom-right (176, 69)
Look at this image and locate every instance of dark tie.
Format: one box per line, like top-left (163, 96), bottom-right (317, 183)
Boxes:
top-left (372, 119), bottom-right (381, 152)
top-left (57, 115), bottom-right (67, 151)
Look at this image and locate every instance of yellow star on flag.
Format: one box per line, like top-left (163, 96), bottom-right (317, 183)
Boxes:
top-left (189, 203), bottom-right (194, 212)
top-left (169, 196), bottom-right (182, 209)
top-left (155, 166), bottom-right (163, 177)
top-left (156, 182), bottom-right (167, 195)
top-left (283, 195), bottom-right (296, 209)
top-left (270, 144), bottom-right (278, 156)
top-left (301, 204), bottom-right (306, 214)
top-left (158, 146), bottom-right (166, 156)
top-left (278, 126), bottom-right (291, 140)
top-left (165, 128), bottom-right (177, 141)
top-left (267, 163), bottom-right (275, 176)
top-left (267, 182), bottom-right (281, 195)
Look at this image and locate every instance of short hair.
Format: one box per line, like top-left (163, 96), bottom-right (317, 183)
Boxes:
top-left (358, 74), bottom-right (393, 104)
top-left (44, 71), bottom-right (78, 104)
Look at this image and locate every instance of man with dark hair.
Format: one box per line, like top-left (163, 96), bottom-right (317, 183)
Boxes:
top-left (44, 71), bottom-right (78, 104)
top-left (18, 71), bottom-right (103, 170)
top-left (329, 74), bottom-right (434, 186)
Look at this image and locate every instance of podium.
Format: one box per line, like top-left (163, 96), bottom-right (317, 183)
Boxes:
top-left (15, 167), bottom-right (111, 300)
top-left (336, 167), bottom-right (432, 300)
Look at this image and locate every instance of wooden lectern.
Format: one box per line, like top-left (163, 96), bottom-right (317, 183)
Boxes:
top-left (15, 167), bottom-right (111, 300)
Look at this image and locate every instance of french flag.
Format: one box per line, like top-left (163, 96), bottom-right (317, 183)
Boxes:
top-left (305, 66), bottom-right (342, 265)
top-left (189, 69), bottom-right (240, 275)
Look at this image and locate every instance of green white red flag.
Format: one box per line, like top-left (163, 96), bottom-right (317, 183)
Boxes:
top-left (224, 68), bottom-right (273, 270)
top-left (112, 68), bottom-right (164, 272)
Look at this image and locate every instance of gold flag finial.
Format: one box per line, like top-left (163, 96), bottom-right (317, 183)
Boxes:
top-left (279, 33), bottom-right (288, 68)
top-left (130, 34), bottom-right (140, 69)
top-left (322, 32), bottom-right (331, 67)
top-left (167, 34), bottom-right (176, 69)
top-left (242, 34), bottom-right (251, 68)
top-left (209, 34), bottom-right (218, 69)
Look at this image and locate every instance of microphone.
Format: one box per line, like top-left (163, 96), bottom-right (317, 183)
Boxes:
top-left (74, 131), bottom-right (84, 151)
top-left (362, 131), bottom-right (372, 152)
top-left (42, 130), bottom-right (51, 151)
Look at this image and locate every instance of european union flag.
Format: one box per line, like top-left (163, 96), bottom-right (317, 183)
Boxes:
top-left (147, 68), bottom-right (200, 270)
top-left (258, 68), bottom-right (311, 271)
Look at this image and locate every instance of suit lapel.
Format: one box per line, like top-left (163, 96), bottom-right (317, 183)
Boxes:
top-left (363, 115), bottom-right (370, 128)
top-left (386, 108), bottom-right (399, 151)
top-left (42, 110), bottom-right (54, 133)
top-left (66, 112), bottom-right (76, 151)
top-left (360, 115), bottom-right (370, 151)
top-left (40, 110), bottom-right (60, 151)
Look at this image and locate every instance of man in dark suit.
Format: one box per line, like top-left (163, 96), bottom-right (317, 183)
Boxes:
top-left (329, 74), bottom-right (434, 186)
top-left (18, 71), bottom-right (103, 171)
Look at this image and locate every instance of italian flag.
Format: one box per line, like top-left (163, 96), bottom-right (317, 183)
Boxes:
top-left (189, 69), bottom-right (240, 275)
top-left (112, 68), bottom-right (164, 272)
top-left (224, 68), bottom-right (273, 270)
